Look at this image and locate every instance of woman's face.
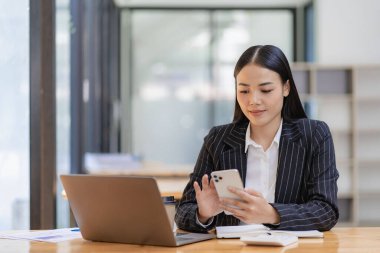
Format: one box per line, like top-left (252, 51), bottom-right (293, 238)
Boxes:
top-left (236, 63), bottom-right (289, 128)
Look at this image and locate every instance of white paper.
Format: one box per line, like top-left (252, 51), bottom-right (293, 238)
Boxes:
top-left (273, 230), bottom-right (324, 238)
top-left (0, 228), bottom-right (82, 243)
top-left (216, 224), bottom-right (268, 238)
top-left (216, 224), bottom-right (323, 238)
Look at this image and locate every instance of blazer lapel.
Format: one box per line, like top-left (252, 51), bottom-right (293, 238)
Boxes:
top-left (221, 122), bottom-right (248, 186)
top-left (275, 120), bottom-right (306, 203)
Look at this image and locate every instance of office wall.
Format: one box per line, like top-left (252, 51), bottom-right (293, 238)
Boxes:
top-left (315, 0), bottom-right (380, 64)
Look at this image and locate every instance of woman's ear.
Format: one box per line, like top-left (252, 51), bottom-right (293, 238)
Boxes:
top-left (283, 80), bottom-right (290, 97)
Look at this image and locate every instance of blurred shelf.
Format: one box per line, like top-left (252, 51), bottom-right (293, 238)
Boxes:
top-left (338, 192), bottom-right (354, 199)
top-left (336, 221), bottom-right (356, 227)
top-left (358, 159), bottom-right (380, 166)
top-left (357, 128), bottom-right (380, 134)
top-left (358, 220), bottom-right (380, 227)
top-left (330, 129), bottom-right (353, 135)
top-left (355, 97), bottom-right (380, 103)
top-left (336, 158), bottom-right (354, 165)
top-left (315, 94), bottom-right (353, 101)
top-left (358, 192), bottom-right (380, 198)
top-left (295, 63), bottom-right (380, 226)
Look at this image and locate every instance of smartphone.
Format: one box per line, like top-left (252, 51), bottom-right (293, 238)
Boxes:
top-left (211, 169), bottom-right (244, 215)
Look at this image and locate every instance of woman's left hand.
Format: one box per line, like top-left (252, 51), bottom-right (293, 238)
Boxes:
top-left (220, 187), bottom-right (280, 224)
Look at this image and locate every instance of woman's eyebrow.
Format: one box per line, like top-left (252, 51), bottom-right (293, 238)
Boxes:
top-left (238, 82), bottom-right (273, 86)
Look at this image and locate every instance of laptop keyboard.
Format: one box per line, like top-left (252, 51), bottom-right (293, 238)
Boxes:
top-left (176, 236), bottom-right (194, 242)
top-left (175, 232), bottom-right (188, 237)
top-left (174, 232), bottom-right (214, 245)
top-left (175, 232), bottom-right (197, 242)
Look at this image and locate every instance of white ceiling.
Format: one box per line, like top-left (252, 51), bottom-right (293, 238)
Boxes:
top-left (113, 0), bottom-right (311, 8)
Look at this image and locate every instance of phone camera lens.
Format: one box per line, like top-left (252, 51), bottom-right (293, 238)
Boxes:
top-left (215, 179), bottom-right (219, 182)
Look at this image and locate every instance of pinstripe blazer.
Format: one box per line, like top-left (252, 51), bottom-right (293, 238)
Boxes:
top-left (175, 118), bottom-right (339, 232)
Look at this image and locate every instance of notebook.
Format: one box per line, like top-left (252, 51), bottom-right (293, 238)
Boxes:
top-left (216, 224), bottom-right (324, 238)
top-left (60, 174), bottom-right (215, 247)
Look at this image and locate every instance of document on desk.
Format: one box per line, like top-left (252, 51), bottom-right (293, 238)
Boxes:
top-left (0, 228), bottom-right (82, 243)
top-left (216, 224), bottom-right (323, 238)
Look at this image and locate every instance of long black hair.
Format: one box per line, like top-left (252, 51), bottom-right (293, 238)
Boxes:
top-left (233, 45), bottom-right (307, 122)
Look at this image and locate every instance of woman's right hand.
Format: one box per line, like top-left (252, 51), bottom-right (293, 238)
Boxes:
top-left (194, 174), bottom-right (223, 224)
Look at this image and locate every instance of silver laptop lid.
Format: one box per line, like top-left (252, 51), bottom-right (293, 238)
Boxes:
top-left (61, 174), bottom-right (177, 246)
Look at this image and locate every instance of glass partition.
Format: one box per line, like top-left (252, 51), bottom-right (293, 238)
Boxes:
top-left (130, 10), bottom-right (211, 166)
top-left (122, 8), bottom-right (294, 168)
top-left (0, 0), bottom-right (30, 229)
top-left (56, 0), bottom-right (71, 228)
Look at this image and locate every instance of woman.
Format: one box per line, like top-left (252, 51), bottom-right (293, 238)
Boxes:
top-left (175, 45), bottom-right (339, 232)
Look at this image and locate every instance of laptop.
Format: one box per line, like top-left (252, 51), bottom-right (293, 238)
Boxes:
top-left (60, 174), bottom-right (215, 246)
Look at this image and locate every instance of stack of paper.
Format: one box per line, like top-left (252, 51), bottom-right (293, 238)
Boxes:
top-left (216, 224), bottom-right (323, 238)
top-left (0, 228), bottom-right (82, 243)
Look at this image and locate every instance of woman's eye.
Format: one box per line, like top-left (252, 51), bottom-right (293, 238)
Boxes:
top-left (239, 90), bottom-right (249, 94)
top-left (262, 89), bottom-right (273, 93)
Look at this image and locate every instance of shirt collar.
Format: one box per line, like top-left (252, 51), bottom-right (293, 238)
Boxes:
top-left (244, 119), bottom-right (283, 153)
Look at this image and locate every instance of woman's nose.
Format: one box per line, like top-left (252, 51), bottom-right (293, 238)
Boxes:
top-left (249, 90), bottom-right (261, 105)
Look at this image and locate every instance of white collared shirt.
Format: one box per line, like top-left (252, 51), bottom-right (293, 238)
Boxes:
top-left (244, 120), bottom-right (282, 203)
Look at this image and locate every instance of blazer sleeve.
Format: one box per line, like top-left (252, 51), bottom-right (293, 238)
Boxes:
top-left (268, 121), bottom-right (339, 231)
top-left (174, 127), bottom-right (217, 233)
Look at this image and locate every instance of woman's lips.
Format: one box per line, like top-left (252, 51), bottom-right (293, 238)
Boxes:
top-left (249, 110), bottom-right (266, 117)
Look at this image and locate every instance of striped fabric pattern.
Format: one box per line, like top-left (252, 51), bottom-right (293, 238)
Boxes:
top-left (174, 118), bottom-right (339, 232)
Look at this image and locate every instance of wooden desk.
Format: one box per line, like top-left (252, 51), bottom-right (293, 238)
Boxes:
top-left (2, 227), bottom-right (380, 252)
top-left (155, 178), bottom-right (188, 199)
